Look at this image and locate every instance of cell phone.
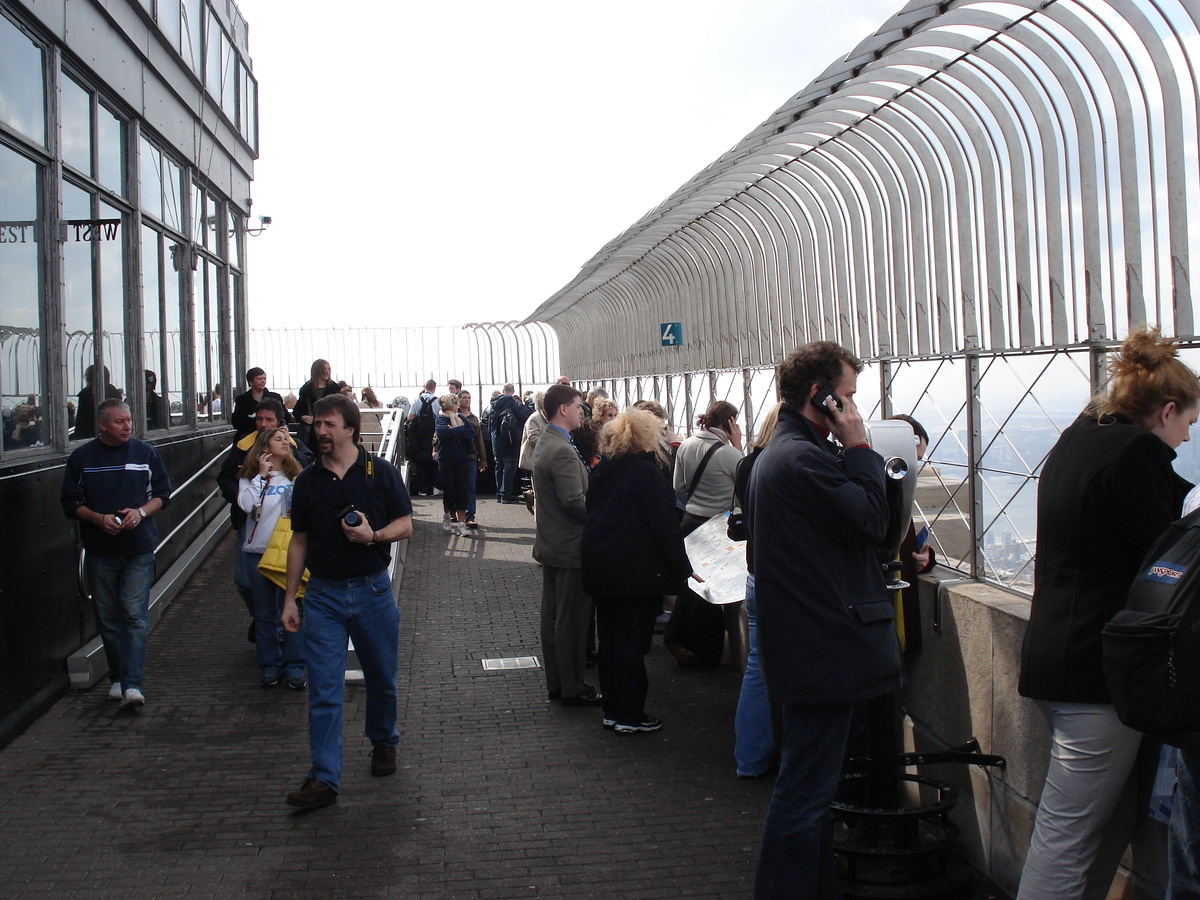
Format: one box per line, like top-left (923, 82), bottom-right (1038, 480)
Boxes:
top-left (915, 525), bottom-right (929, 552)
top-left (810, 384), bottom-right (843, 418)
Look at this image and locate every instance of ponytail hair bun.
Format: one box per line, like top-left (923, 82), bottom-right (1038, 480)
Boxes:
top-left (1091, 325), bottom-right (1200, 425)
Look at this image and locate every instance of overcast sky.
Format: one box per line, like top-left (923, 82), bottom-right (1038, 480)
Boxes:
top-left (236, 0), bottom-right (906, 330)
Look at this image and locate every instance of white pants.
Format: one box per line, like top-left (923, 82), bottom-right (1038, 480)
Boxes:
top-left (1016, 701), bottom-right (1143, 900)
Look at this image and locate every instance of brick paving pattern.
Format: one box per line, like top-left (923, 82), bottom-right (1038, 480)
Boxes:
top-left (0, 496), bottom-right (771, 899)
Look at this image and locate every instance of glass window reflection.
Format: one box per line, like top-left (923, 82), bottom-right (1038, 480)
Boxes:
top-left (0, 145), bottom-right (44, 454)
top-left (0, 15), bottom-right (45, 146)
top-left (181, 0), bottom-right (202, 75)
top-left (163, 236), bottom-right (184, 425)
top-left (158, 0), bottom-right (181, 54)
top-left (60, 75), bottom-right (91, 175)
top-left (163, 156), bottom-right (182, 232)
top-left (96, 104), bottom-right (123, 194)
top-left (141, 224), bottom-right (166, 431)
top-left (140, 136), bottom-right (162, 221)
top-left (99, 200), bottom-right (126, 410)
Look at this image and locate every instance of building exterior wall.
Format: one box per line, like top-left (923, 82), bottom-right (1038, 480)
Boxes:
top-left (0, 0), bottom-right (256, 745)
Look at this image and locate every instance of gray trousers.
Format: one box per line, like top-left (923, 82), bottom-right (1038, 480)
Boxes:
top-left (540, 566), bottom-right (591, 698)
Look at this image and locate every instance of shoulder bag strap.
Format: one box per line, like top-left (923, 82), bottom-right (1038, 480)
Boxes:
top-left (683, 440), bottom-right (723, 505)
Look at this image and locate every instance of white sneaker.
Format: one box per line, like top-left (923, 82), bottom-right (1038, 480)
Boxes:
top-left (442, 513), bottom-right (453, 533)
top-left (120, 687), bottom-right (145, 709)
top-left (454, 522), bottom-right (471, 536)
top-left (106, 682), bottom-right (122, 701)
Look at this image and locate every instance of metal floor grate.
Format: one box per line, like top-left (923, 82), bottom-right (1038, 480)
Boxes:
top-left (481, 656), bottom-right (541, 671)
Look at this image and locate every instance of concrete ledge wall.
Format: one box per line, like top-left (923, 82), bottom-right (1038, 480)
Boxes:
top-left (903, 572), bottom-right (1169, 899)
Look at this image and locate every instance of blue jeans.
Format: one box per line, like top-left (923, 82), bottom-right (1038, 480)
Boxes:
top-left (494, 443), bottom-right (518, 499)
top-left (466, 462), bottom-right (478, 519)
top-left (303, 571), bottom-right (400, 792)
top-left (755, 701), bottom-right (854, 900)
top-left (735, 574), bottom-right (775, 776)
top-left (232, 522), bottom-right (255, 615)
top-left (1169, 750), bottom-right (1200, 899)
top-left (245, 552), bottom-right (305, 681)
top-left (87, 552), bottom-right (155, 692)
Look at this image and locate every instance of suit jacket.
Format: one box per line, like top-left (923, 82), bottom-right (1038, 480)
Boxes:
top-left (531, 425), bottom-right (589, 568)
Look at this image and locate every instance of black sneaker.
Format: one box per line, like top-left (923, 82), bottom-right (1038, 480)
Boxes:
top-left (287, 776), bottom-right (337, 809)
top-left (371, 743), bottom-right (397, 777)
top-left (613, 716), bottom-right (663, 734)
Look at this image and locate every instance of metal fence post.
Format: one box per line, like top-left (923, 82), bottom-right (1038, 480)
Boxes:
top-left (966, 351), bottom-right (983, 579)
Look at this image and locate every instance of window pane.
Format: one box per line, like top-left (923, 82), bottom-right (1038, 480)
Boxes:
top-left (209, 259), bottom-right (224, 420)
top-left (191, 182), bottom-right (205, 245)
top-left (139, 136), bottom-right (162, 220)
top-left (63, 182), bottom-right (96, 438)
top-left (205, 11), bottom-right (220, 97)
top-left (164, 237), bottom-right (183, 425)
top-left (96, 104), bottom-right (123, 194)
top-left (181, 0), bottom-right (202, 74)
top-left (0, 145), bottom-right (44, 453)
top-left (99, 200), bottom-right (126, 412)
top-left (159, 0), bottom-right (181, 54)
top-left (163, 156), bottom-right (182, 232)
top-left (245, 75), bottom-right (257, 151)
top-left (141, 224), bottom-right (166, 430)
top-left (221, 34), bottom-right (236, 118)
top-left (0, 15), bottom-right (44, 145)
top-left (227, 208), bottom-right (240, 269)
top-left (194, 261), bottom-right (212, 421)
top-left (60, 74), bottom-right (91, 175)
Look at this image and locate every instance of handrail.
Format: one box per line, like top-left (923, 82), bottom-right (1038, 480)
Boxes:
top-left (375, 409), bottom-right (404, 466)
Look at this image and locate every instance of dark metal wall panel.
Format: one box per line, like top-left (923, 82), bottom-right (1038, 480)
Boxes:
top-left (0, 429), bottom-right (231, 747)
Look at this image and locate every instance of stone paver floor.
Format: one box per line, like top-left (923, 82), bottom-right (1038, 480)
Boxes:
top-left (0, 496), bottom-right (772, 899)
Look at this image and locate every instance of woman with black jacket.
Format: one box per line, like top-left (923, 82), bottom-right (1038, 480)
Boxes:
top-left (582, 410), bottom-right (699, 734)
top-left (293, 358), bottom-right (339, 455)
top-left (1017, 326), bottom-right (1199, 900)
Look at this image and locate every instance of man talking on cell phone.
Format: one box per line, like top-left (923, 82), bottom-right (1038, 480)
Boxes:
top-left (745, 342), bottom-right (902, 899)
top-left (280, 393), bottom-right (413, 810)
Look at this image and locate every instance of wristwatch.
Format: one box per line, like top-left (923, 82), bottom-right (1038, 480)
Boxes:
top-left (138, 507), bottom-right (147, 518)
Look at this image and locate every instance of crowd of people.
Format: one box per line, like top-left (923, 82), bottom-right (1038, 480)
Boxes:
top-left (58, 338), bottom-right (1200, 897)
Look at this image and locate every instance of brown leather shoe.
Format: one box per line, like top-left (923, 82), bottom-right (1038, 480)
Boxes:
top-left (371, 743), bottom-right (397, 777)
top-left (665, 642), bottom-right (701, 668)
top-left (286, 776), bottom-right (337, 809)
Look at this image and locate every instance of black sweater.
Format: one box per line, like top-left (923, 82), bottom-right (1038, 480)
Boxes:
top-left (1020, 413), bottom-right (1192, 703)
top-left (581, 452), bottom-right (693, 598)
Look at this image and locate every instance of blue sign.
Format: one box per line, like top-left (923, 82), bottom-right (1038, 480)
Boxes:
top-left (661, 322), bottom-right (682, 346)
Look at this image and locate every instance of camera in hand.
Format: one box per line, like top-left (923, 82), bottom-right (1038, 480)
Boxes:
top-left (337, 505), bottom-right (363, 527)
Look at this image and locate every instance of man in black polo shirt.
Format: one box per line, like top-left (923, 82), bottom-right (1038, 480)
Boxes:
top-left (281, 393), bottom-right (412, 810)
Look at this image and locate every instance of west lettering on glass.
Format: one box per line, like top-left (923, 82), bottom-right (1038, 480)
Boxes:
top-left (0, 221), bottom-right (37, 243)
top-left (59, 219), bottom-right (121, 242)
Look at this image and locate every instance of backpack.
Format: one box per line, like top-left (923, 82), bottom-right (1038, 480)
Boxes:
top-left (404, 395), bottom-right (437, 455)
top-left (1101, 508), bottom-right (1200, 741)
top-left (495, 401), bottom-right (531, 451)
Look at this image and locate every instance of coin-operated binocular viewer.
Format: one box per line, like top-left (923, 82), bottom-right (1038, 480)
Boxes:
top-left (838, 418), bottom-right (1006, 899)
top-left (864, 419), bottom-right (918, 589)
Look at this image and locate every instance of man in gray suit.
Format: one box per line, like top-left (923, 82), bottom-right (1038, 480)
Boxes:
top-left (531, 383), bottom-right (601, 707)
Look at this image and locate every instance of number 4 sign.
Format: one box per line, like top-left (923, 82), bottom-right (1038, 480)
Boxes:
top-left (661, 322), bottom-right (682, 346)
